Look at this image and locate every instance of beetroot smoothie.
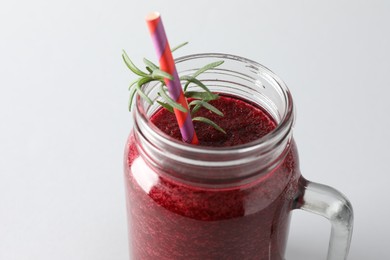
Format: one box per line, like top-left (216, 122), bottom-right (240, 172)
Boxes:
top-left (124, 96), bottom-right (301, 260)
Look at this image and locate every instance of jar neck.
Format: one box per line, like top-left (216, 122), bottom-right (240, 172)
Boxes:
top-left (133, 53), bottom-right (295, 187)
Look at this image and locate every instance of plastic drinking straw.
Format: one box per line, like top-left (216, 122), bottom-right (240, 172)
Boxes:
top-left (146, 12), bottom-right (199, 145)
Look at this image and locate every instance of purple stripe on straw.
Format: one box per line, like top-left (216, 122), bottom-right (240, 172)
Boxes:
top-left (165, 69), bottom-right (181, 101)
top-left (181, 113), bottom-right (195, 142)
top-left (151, 20), bottom-right (167, 60)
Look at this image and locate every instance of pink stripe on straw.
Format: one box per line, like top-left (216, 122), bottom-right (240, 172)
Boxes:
top-left (146, 12), bottom-right (199, 145)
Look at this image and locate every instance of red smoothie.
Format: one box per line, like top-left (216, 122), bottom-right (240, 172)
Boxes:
top-left (124, 96), bottom-right (301, 259)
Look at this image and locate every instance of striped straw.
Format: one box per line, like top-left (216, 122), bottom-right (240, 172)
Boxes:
top-left (146, 12), bottom-right (199, 145)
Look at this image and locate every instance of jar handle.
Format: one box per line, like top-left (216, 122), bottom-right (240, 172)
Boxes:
top-left (295, 177), bottom-right (354, 259)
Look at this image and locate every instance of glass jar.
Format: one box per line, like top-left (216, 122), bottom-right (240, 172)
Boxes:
top-left (124, 53), bottom-right (353, 260)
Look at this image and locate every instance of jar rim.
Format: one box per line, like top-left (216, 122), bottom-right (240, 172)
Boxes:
top-left (135, 52), bottom-right (294, 156)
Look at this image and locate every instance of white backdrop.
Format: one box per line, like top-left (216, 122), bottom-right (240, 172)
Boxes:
top-left (1, 1), bottom-right (389, 259)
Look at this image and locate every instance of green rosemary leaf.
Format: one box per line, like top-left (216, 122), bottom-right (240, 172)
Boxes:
top-left (128, 78), bottom-right (139, 90)
top-left (193, 60), bottom-right (224, 78)
top-left (146, 67), bottom-right (153, 73)
top-left (158, 85), bottom-right (187, 112)
top-left (192, 116), bottom-right (226, 134)
top-left (188, 99), bottom-right (201, 107)
top-left (136, 78), bottom-right (154, 104)
top-left (200, 101), bottom-right (224, 116)
top-left (191, 104), bottom-right (202, 116)
top-left (128, 86), bottom-right (138, 111)
top-left (190, 101), bottom-right (203, 115)
top-left (152, 69), bottom-right (173, 80)
top-left (183, 82), bottom-right (190, 92)
top-left (122, 50), bottom-right (148, 77)
top-left (185, 91), bottom-right (219, 101)
top-left (180, 76), bottom-right (212, 93)
top-left (171, 42), bottom-right (189, 53)
top-left (188, 100), bottom-right (223, 116)
top-left (157, 101), bottom-right (174, 113)
top-left (143, 58), bottom-right (159, 70)
top-left (182, 60), bottom-right (224, 91)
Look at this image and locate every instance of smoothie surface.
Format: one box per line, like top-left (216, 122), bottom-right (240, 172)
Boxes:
top-left (150, 95), bottom-right (277, 146)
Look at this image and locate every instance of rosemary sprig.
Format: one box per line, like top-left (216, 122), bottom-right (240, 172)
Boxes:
top-left (171, 41), bottom-right (189, 52)
top-left (122, 43), bottom-right (225, 133)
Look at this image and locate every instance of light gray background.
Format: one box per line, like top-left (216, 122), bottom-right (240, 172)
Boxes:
top-left (1, 1), bottom-right (389, 259)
